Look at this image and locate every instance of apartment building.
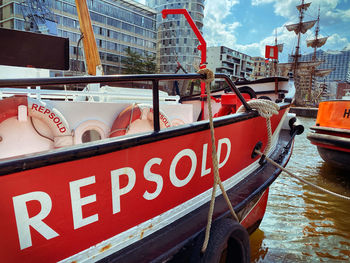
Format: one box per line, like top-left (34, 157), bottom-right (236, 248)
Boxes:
top-left (207, 46), bottom-right (254, 81)
top-left (0, 0), bottom-right (157, 75)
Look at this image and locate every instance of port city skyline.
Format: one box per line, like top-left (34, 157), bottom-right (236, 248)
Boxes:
top-left (137, 0), bottom-right (350, 62)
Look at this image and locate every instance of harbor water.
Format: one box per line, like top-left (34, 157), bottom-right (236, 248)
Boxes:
top-left (250, 117), bottom-right (350, 262)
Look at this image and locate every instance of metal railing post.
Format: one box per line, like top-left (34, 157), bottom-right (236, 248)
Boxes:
top-left (152, 80), bottom-right (160, 132)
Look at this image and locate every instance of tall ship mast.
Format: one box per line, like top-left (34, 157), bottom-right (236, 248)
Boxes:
top-left (279, 0), bottom-right (332, 106)
top-left (306, 7), bottom-right (333, 101)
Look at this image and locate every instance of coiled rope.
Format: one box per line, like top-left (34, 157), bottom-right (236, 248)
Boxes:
top-left (237, 99), bottom-right (280, 154)
top-left (197, 68), bottom-right (239, 253)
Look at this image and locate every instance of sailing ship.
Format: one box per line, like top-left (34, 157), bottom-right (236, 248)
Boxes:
top-left (279, 0), bottom-right (333, 106)
top-left (0, 3), bottom-right (302, 263)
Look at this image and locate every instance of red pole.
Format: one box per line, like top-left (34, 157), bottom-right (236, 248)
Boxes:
top-left (162, 9), bottom-right (207, 119)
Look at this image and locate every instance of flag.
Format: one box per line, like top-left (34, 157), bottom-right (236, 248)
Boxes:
top-left (265, 45), bottom-right (278, 59)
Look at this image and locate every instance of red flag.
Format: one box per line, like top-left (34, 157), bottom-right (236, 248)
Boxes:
top-left (265, 45), bottom-right (278, 59)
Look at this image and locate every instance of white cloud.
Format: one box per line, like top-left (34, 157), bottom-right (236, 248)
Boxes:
top-left (251, 0), bottom-right (275, 6)
top-left (325, 33), bottom-right (349, 49)
top-left (250, 0), bottom-right (350, 23)
top-left (204, 0), bottom-right (239, 21)
top-left (324, 8), bottom-right (350, 23)
top-left (203, 0), bottom-right (240, 48)
top-left (234, 25), bottom-right (297, 61)
top-left (136, 0), bottom-right (146, 4)
top-left (230, 0), bottom-right (350, 61)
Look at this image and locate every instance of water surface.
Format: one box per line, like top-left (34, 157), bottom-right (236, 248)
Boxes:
top-left (250, 117), bottom-right (350, 262)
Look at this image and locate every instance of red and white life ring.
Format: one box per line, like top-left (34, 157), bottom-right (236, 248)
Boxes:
top-left (0, 96), bottom-right (72, 148)
top-left (109, 104), bottom-right (172, 137)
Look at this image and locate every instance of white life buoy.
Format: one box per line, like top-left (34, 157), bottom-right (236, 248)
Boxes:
top-left (0, 96), bottom-right (73, 149)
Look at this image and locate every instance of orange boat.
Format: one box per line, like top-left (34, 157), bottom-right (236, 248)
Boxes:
top-left (307, 100), bottom-right (350, 170)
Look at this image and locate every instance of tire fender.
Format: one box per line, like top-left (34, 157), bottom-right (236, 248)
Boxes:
top-left (191, 218), bottom-right (250, 263)
top-left (238, 86), bottom-right (257, 99)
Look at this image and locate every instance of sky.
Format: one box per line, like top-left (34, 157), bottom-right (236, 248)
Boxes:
top-left (137, 0), bottom-right (350, 62)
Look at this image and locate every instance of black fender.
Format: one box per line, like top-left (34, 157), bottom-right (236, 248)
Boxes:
top-left (238, 86), bottom-right (257, 99)
top-left (190, 218), bottom-right (250, 263)
top-left (258, 95), bottom-right (272, 101)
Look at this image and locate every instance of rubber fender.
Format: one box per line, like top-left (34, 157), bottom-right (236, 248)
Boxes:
top-left (258, 95), bottom-right (272, 101)
top-left (238, 86), bottom-right (257, 99)
top-left (190, 218), bottom-right (250, 263)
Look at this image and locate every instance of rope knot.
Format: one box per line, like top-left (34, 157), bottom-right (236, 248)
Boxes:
top-left (197, 68), bottom-right (215, 85)
top-left (237, 99), bottom-right (280, 156)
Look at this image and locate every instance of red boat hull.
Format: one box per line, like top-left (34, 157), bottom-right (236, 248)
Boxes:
top-left (0, 106), bottom-right (291, 262)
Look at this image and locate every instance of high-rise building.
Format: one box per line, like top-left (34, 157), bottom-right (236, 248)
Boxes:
top-left (0, 0), bottom-right (157, 75)
top-left (207, 46), bottom-right (254, 81)
top-left (146, 0), bottom-right (204, 73)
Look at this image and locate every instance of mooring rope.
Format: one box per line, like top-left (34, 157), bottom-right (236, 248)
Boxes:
top-left (237, 99), bottom-right (350, 201)
top-left (197, 68), bottom-right (239, 253)
top-left (255, 150), bottom-right (350, 201)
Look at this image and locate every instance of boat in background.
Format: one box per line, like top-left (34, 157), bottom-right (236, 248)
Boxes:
top-left (180, 76), bottom-right (294, 120)
top-left (307, 100), bottom-right (350, 170)
top-left (234, 76), bottom-right (291, 102)
top-left (279, 0), bottom-right (333, 107)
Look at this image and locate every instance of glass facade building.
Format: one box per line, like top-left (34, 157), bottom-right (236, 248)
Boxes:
top-left (0, 0), bottom-right (157, 75)
top-left (289, 49), bottom-right (350, 84)
top-left (146, 0), bottom-right (204, 73)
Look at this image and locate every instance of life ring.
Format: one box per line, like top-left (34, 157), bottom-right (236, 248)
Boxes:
top-left (0, 96), bottom-right (72, 148)
top-left (190, 218), bottom-right (250, 263)
top-left (109, 104), bottom-right (172, 137)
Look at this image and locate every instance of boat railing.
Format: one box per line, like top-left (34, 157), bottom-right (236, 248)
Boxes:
top-left (0, 73), bottom-right (251, 132)
top-left (0, 87), bottom-right (180, 103)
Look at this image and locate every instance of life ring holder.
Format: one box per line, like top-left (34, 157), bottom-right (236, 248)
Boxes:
top-left (109, 103), bottom-right (172, 137)
top-left (73, 119), bottom-right (110, 144)
top-left (0, 96), bottom-right (73, 148)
